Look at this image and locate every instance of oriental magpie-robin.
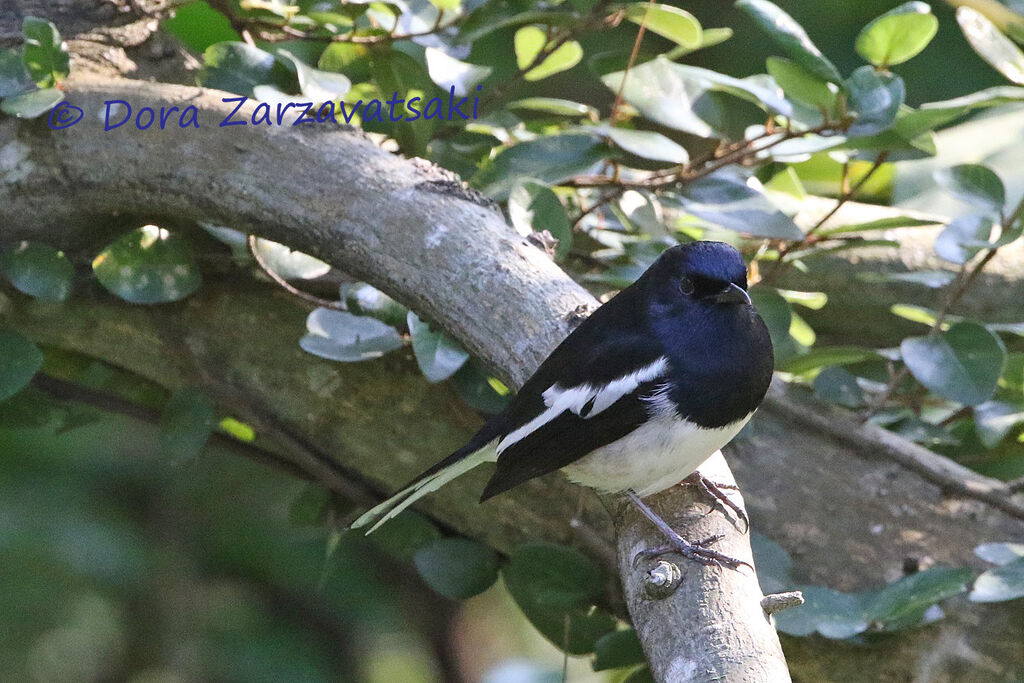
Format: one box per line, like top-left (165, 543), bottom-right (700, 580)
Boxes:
top-left (352, 241), bottom-right (774, 568)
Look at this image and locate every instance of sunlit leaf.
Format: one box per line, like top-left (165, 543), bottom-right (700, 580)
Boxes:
top-left (92, 226), bottom-right (201, 304)
top-left (621, 4), bottom-right (701, 48)
top-left (971, 557), bottom-right (1024, 603)
top-left (253, 238), bottom-right (332, 280)
top-left (593, 125), bottom-right (689, 164)
top-left (277, 49), bottom-right (351, 102)
top-left (507, 97), bottom-right (597, 117)
top-left (198, 42), bottom-right (289, 97)
top-left (668, 173), bottom-right (803, 240)
top-left (863, 567), bottom-right (973, 630)
top-left (780, 347), bottom-right (878, 375)
top-left (855, 2), bottom-right (938, 67)
top-left (766, 57), bottom-right (837, 111)
top-left (22, 17), bottom-right (69, 88)
top-left (957, 6), bottom-right (1024, 85)
top-left (514, 26), bottom-right (584, 81)
top-left (933, 215), bottom-right (995, 263)
top-left (973, 400), bottom-right (1024, 448)
top-left (424, 47), bottom-right (492, 96)
top-left (300, 309), bottom-right (404, 362)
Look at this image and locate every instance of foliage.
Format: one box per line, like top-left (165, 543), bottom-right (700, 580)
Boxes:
top-left (5, 0), bottom-right (1024, 676)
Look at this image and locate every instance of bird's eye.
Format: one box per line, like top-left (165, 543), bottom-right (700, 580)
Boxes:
top-left (679, 276), bottom-right (695, 295)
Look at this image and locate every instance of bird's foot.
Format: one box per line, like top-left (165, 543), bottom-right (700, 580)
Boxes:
top-left (625, 490), bottom-right (751, 571)
top-left (681, 472), bottom-right (748, 532)
top-left (632, 533), bottom-right (750, 570)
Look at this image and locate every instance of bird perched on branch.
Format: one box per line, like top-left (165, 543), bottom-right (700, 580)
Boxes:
top-left (352, 241), bottom-right (774, 568)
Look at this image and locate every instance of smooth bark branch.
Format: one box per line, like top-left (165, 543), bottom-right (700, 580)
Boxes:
top-left (1, 77), bottom-right (786, 680)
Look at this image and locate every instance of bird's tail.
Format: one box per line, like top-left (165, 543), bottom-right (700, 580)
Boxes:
top-left (350, 442), bottom-right (498, 534)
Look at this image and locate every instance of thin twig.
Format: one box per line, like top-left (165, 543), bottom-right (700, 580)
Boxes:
top-left (609, 0), bottom-right (654, 125)
top-left (247, 235), bottom-right (347, 311)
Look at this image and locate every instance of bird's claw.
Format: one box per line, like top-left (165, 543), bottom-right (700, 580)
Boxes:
top-left (632, 533), bottom-right (750, 571)
top-left (682, 473), bottom-right (749, 533)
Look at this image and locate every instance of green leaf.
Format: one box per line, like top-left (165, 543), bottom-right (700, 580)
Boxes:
top-left (92, 226), bottom-right (201, 304)
top-left (934, 164), bottom-right (1006, 214)
top-left (780, 347), bottom-right (878, 375)
top-left (162, 1), bottom-right (241, 52)
top-left (765, 57), bottom-right (837, 111)
top-left (503, 543), bottom-right (613, 654)
top-left (845, 65), bottom-right (905, 137)
top-left (621, 667), bottom-right (655, 683)
top-left (277, 49), bottom-right (351, 102)
top-left (774, 585), bottom-right (867, 639)
top-left (855, 2), bottom-right (938, 67)
top-left (973, 400), bottom-right (1024, 448)
top-left (957, 6), bottom-right (1024, 85)
top-left (669, 173), bottom-right (803, 240)
top-left (749, 286), bottom-right (796, 362)
top-left (592, 629), bottom-right (645, 671)
top-left (471, 134), bottom-right (605, 200)
top-left (413, 538), bottom-right (500, 600)
top-left (0, 329), bottom-right (43, 401)
top-left (901, 322), bottom-right (1007, 405)
top-left (503, 542), bottom-right (605, 610)
top-left (369, 49), bottom-right (440, 156)
top-left (300, 309), bottom-right (404, 362)
top-left (593, 126), bottom-right (689, 164)
top-left (1, 241), bottom-right (73, 301)
top-left (0, 87), bottom-right (63, 118)
top-left (369, 510), bottom-right (441, 561)
top-left (813, 366), bottom-right (866, 408)
top-left (863, 567), bottom-right (973, 630)
top-left (507, 97), bottom-right (598, 117)
top-left (159, 388), bottom-right (216, 460)
top-left (407, 312), bottom-right (469, 382)
top-left (514, 26), bottom-right (583, 81)
top-left (971, 557), bottom-right (1024, 603)
top-left (0, 48), bottom-right (32, 98)
top-left (735, 0), bottom-right (841, 82)
top-left (22, 18), bottom-right (69, 88)
top-left (934, 215), bottom-right (995, 264)
top-left (601, 57), bottom-right (792, 138)
top-left (252, 238), bottom-right (331, 280)
top-left (424, 47), bottom-right (492, 97)
top-left (508, 180), bottom-right (573, 259)
top-left (621, 4), bottom-right (701, 48)
top-left (198, 42), bottom-right (289, 97)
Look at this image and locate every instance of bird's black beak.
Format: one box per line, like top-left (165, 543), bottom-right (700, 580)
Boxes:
top-left (713, 282), bottom-right (751, 306)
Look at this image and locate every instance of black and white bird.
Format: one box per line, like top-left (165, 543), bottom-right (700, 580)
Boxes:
top-left (352, 241), bottom-right (774, 567)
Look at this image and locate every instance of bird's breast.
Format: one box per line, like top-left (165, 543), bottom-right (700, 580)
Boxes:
top-left (561, 410), bottom-right (753, 497)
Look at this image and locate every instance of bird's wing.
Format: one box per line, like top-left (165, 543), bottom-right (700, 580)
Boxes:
top-left (480, 331), bottom-right (671, 501)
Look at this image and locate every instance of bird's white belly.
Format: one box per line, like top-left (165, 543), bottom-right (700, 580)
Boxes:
top-left (562, 412), bottom-right (752, 497)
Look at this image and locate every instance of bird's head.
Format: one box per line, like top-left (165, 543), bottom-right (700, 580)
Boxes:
top-left (642, 241), bottom-right (752, 314)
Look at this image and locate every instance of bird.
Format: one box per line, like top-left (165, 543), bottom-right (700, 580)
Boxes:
top-left (351, 241), bottom-right (774, 567)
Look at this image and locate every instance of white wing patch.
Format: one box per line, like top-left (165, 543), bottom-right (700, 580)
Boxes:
top-left (496, 357), bottom-right (669, 454)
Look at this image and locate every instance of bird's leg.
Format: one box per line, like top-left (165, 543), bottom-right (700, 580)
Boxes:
top-left (680, 472), bottom-right (749, 532)
top-left (626, 490), bottom-right (750, 570)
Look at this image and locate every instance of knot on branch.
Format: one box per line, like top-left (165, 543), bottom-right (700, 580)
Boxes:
top-left (643, 560), bottom-right (682, 599)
